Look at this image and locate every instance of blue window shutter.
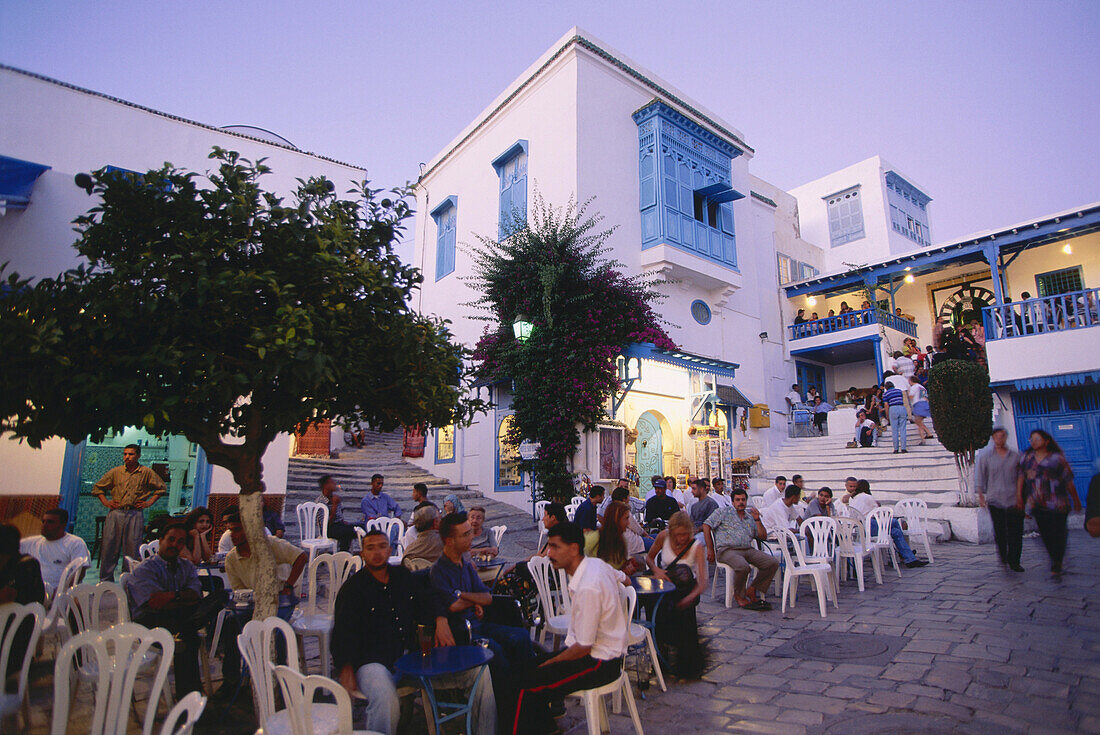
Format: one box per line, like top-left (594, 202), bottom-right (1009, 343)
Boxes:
top-left (513, 169), bottom-right (527, 223)
top-left (431, 196), bottom-right (458, 280)
top-left (499, 183), bottom-right (513, 239)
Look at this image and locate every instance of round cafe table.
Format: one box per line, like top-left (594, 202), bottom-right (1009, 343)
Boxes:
top-left (630, 574), bottom-right (676, 687)
top-left (395, 645), bottom-right (493, 735)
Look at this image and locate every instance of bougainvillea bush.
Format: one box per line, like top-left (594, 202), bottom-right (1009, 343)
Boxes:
top-left (468, 195), bottom-right (674, 500)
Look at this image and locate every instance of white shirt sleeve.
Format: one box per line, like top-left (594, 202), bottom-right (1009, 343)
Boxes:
top-left (218, 531), bottom-right (234, 553)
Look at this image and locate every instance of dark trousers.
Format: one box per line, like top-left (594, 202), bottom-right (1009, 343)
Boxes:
top-left (1032, 507), bottom-right (1069, 570)
top-left (513, 654), bottom-right (621, 735)
top-left (470, 620), bottom-right (539, 729)
top-left (988, 505), bottom-right (1024, 566)
top-left (813, 413), bottom-right (828, 432)
top-left (135, 593), bottom-right (232, 697)
top-left (327, 521), bottom-right (359, 552)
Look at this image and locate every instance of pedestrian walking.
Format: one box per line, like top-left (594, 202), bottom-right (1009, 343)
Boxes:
top-left (907, 376), bottom-right (933, 445)
top-left (92, 443), bottom-right (166, 582)
top-left (881, 373), bottom-right (910, 453)
top-left (1016, 429), bottom-right (1082, 577)
top-left (974, 427), bottom-right (1023, 572)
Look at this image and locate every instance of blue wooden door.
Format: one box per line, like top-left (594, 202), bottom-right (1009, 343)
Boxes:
top-left (636, 412), bottom-right (663, 481)
top-left (795, 361), bottom-right (827, 402)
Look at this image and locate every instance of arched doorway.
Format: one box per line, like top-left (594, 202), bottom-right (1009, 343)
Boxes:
top-left (938, 285), bottom-right (994, 329)
top-left (635, 411), bottom-right (664, 482)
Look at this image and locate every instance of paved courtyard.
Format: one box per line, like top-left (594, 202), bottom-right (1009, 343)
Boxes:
top-left (24, 521), bottom-right (1098, 734)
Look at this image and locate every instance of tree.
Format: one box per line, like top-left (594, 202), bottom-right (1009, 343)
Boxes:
top-left (468, 195), bottom-right (674, 500)
top-left (927, 359), bottom-right (993, 506)
top-left (0, 148), bottom-right (484, 617)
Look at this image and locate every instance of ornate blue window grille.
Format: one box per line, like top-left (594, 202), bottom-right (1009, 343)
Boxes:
top-left (885, 171), bottom-right (932, 246)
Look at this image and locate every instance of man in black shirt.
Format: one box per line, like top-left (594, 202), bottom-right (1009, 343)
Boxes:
top-left (412, 482), bottom-right (436, 513)
top-left (644, 479), bottom-right (679, 526)
top-left (333, 529), bottom-right (496, 735)
top-left (0, 523), bottom-right (44, 605)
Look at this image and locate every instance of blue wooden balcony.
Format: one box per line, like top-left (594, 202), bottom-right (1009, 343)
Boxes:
top-left (788, 308), bottom-right (917, 341)
top-left (983, 287), bottom-right (1100, 340)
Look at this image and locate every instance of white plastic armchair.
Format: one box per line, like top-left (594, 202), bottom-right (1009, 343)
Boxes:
top-left (295, 502), bottom-right (336, 565)
top-left (528, 556), bottom-right (569, 647)
top-left (534, 500), bottom-right (549, 522)
top-left (138, 540), bottom-right (159, 559)
top-left (894, 498), bottom-right (934, 563)
top-left (291, 552), bottom-right (362, 675)
top-left (158, 691), bottom-right (207, 735)
top-left (490, 525), bottom-right (506, 548)
top-left (52, 623), bottom-right (173, 735)
top-left (274, 665), bottom-right (383, 735)
top-left (866, 507), bottom-right (902, 578)
top-left (41, 555), bottom-right (87, 648)
top-left (777, 528), bottom-right (836, 618)
top-left (623, 581), bottom-right (666, 692)
top-left (0, 601), bottom-right (46, 730)
top-left (835, 517), bottom-right (877, 591)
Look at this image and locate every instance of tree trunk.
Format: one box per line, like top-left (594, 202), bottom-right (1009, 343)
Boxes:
top-left (239, 491), bottom-right (280, 620)
top-left (954, 451), bottom-right (977, 508)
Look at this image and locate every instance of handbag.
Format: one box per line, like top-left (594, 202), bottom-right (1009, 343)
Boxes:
top-left (664, 541), bottom-right (698, 600)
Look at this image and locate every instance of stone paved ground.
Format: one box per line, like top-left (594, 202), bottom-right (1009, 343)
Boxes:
top-left (23, 520), bottom-right (1098, 734)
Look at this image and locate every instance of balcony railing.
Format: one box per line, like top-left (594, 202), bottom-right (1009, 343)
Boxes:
top-left (788, 308), bottom-right (917, 341)
top-left (983, 287), bottom-right (1100, 340)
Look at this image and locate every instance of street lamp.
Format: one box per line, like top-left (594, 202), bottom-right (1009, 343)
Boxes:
top-left (513, 314), bottom-right (534, 342)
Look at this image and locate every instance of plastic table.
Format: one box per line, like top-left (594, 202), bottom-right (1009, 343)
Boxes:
top-left (395, 645), bottom-right (493, 735)
top-left (630, 574), bottom-right (676, 689)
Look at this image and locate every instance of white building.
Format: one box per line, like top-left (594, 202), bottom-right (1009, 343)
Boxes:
top-left (407, 28), bottom-right (1100, 513)
top-left (0, 65), bottom-right (365, 543)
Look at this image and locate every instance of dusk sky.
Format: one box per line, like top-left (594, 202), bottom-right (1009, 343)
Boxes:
top-left (3, 1), bottom-right (1097, 260)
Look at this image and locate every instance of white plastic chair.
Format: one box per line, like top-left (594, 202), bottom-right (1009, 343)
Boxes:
top-left (565, 505), bottom-right (577, 522)
top-left (158, 691), bottom-right (207, 735)
top-left (777, 529), bottom-right (836, 619)
top-left (366, 516), bottom-right (405, 546)
top-left (124, 555), bottom-right (142, 573)
top-left (295, 502), bottom-right (337, 565)
top-left (0, 601), bottom-right (45, 730)
top-left (836, 517), bottom-right (878, 591)
top-left (800, 516), bottom-right (839, 596)
top-left (623, 583), bottom-right (666, 692)
top-left (291, 552), bottom-right (362, 675)
top-left (52, 622), bottom-right (173, 735)
top-left (894, 498), bottom-right (934, 563)
top-left (274, 665), bottom-right (383, 735)
top-left (490, 524), bottom-right (506, 548)
top-left (866, 507), bottom-right (902, 578)
top-left (240, 616), bottom-right (344, 735)
top-left (41, 555), bottom-right (88, 649)
top-left (138, 540), bottom-right (159, 559)
top-left (568, 586), bottom-right (644, 735)
top-left (750, 496), bottom-right (769, 510)
top-left (528, 556), bottom-right (569, 647)
top-left (534, 499), bottom-right (549, 523)
top-left (536, 526), bottom-right (548, 556)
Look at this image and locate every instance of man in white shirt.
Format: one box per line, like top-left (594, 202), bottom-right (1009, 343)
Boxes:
top-left (841, 478), bottom-right (927, 568)
top-left (20, 509), bottom-right (89, 593)
top-left (761, 486), bottom-right (803, 537)
top-left (513, 522), bottom-right (627, 734)
top-left (711, 478), bottom-right (733, 508)
top-left (785, 384), bottom-right (804, 414)
top-left (891, 351), bottom-right (915, 378)
top-left (762, 476), bottom-right (786, 507)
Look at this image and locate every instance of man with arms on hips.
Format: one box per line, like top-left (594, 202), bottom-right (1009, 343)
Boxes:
top-left (702, 487), bottom-right (777, 611)
top-left (512, 522), bottom-right (628, 734)
top-left (334, 529), bottom-right (495, 735)
top-left (92, 443), bottom-right (166, 582)
top-left (975, 426), bottom-right (1024, 572)
top-left (20, 508), bottom-right (88, 593)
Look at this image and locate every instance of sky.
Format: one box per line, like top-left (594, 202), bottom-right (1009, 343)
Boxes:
top-left (3, 1), bottom-right (1098, 260)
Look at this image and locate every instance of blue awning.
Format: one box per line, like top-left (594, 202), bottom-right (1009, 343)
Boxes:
top-left (0, 155), bottom-right (50, 209)
top-left (1000, 370), bottom-right (1100, 392)
top-left (621, 342), bottom-right (739, 380)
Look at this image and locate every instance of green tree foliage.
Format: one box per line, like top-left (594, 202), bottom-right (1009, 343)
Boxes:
top-left (927, 359), bottom-right (993, 505)
top-left (0, 148), bottom-right (485, 494)
top-left (468, 195), bottom-right (674, 500)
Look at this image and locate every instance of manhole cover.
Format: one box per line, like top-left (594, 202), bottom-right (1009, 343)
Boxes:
top-left (768, 632), bottom-right (907, 665)
top-left (792, 633), bottom-right (891, 659)
top-left (816, 714), bottom-right (1002, 735)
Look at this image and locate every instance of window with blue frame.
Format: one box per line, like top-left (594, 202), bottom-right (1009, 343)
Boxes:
top-left (431, 195), bottom-right (458, 280)
top-left (492, 141), bottom-right (528, 239)
top-left (885, 171), bottom-right (931, 246)
top-left (435, 423), bottom-right (455, 463)
top-left (634, 101), bottom-right (743, 269)
top-left (1035, 266), bottom-right (1083, 297)
top-left (825, 186), bottom-right (865, 247)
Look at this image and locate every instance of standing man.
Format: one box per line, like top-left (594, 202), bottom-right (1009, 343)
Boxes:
top-left (333, 529), bottom-right (495, 735)
top-left (512, 522), bottom-right (628, 734)
top-left (975, 426), bottom-right (1024, 572)
top-left (20, 509), bottom-right (89, 593)
top-left (315, 475), bottom-right (360, 552)
top-left (882, 373), bottom-right (910, 454)
top-left (573, 486), bottom-right (603, 532)
top-left (785, 383), bottom-right (803, 411)
top-left (702, 488), bottom-right (777, 611)
top-left (361, 474), bottom-right (401, 521)
top-left (92, 444), bottom-right (166, 582)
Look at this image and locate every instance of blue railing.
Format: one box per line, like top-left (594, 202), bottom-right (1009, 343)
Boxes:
top-left (788, 308), bottom-right (917, 340)
top-left (983, 287), bottom-right (1100, 340)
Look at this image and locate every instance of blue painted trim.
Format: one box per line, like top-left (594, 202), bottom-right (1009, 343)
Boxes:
top-left (884, 171), bottom-right (932, 207)
top-left (790, 333), bottom-right (881, 356)
top-left (432, 196), bottom-right (458, 281)
top-left (794, 360), bottom-right (828, 403)
top-left (58, 441), bottom-right (86, 532)
top-left (1011, 370), bottom-right (1100, 392)
top-left (494, 412), bottom-right (523, 493)
top-left (429, 195), bottom-right (458, 219)
top-left (490, 140), bottom-right (529, 171)
top-left (192, 447), bottom-right (212, 507)
top-left (434, 426), bottom-right (457, 465)
top-left (690, 299), bottom-right (712, 325)
top-left (984, 286), bottom-right (1099, 341)
top-left (788, 309), bottom-right (915, 341)
top-left (1034, 264), bottom-right (1083, 294)
top-left (632, 101), bottom-right (744, 159)
top-left (872, 335), bottom-right (884, 380)
top-left (622, 342), bottom-right (738, 378)
top-left (0, 155), bottom-right (50, 208)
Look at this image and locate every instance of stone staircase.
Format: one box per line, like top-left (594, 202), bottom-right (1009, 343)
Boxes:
top-left (283, 429), bottom-right (540, 555)
top-left (756, 421), bottom-right (985, 542)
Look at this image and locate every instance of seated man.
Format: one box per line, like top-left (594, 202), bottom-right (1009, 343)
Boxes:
top-left (842, 478), bottom-right (928, 568)
top-left (0, 523), bottom-right (45, 605)
top-left (761, 486), bottom-right (803, 537)
top-left (411, 482), bottom-right (436, 513)
top-left (573, 485), bottom-right (603, 532)
top-left (224, 513), bottom-right (308, 603)
top-left (125, 522), bottom-right (229, 697)
top-left (855, 409), bottom-right (876, 447)
top-left (20, 508), bottom-right (89, 594)
top-left (812, 396), bottom-right (833, 433)
top-left (702, 488), bottom-right (778, 611)
top-left (218, 505), bottom-right (272, 553)
top-left (513, 522), bottom-right (628, 734)
top-left (710, 478), bottom-right (733, 509)
top-left (315, 474), bottom-right (361, 552)
top-left (334, 530), bottom-right (495, 735)
top-left (762, 476), bottom-right (786, 507)
top-left (644, 479), bottom-right (679, 527)
top-left (431, 513), bottom-right (538, 722)
top-left (688, 479), bottom-right (718, 536)
top-left (402, 505), bottom-right (443, 568)
top-left (360, 474), bottom-right (401, 521)
top-left (468, 506), bottom-right (498, 558)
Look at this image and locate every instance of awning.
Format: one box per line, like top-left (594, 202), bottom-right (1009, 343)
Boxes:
top-left (716, 384), bottom-right (752, 409)
top-left (0, 155), bottom-right (50, 210)
top-left (1004, 370), bottom-right (1100, 392)
top-left (621, 342), bottom-right (739, 380)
